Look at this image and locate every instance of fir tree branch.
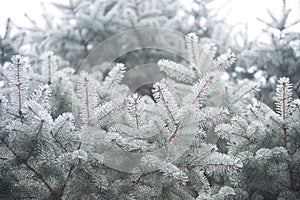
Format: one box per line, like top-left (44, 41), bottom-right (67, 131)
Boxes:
top-left (1, 137), bottom-right (53, 193)
top-left (238, 140), bottom-right (256, 151)
top-left (16, 58), bottom-right (23, 117)
top-left (212, 50), bottom-right (236, 71)
top-left (250, 103), bottom-right (282, 128)
top-left (249, 107), bottom-right (259, 118)
top-left (53, 120), bottom-right (68, 138)
top-left (103, 63), bottom-right (126, 90)
top-left (5, 110), bottom-right (24, 120)
top-left (132, 173), bottom-right (144, 185)
top-left (192, 78), bottom-right (211, 104)
top-left (186, 33), bottom-right (200, 71)
top-left (6, 56), bottom-right (30, 122)
top-left (188, 145), bottom-right (215, 165)
top-left (2, 121), bottom-right (52, 193)
top-left (167, 125), bottom-right (179, 142)
top-left (154, 84), bottom-right (177, 124)
top-left (178, 163), bottom-right (241, 169)
top-left (35, 120), bottom-right (44, 139)
top-left (233, 119), bottom-right (247, 130)
top-left (27, 105), bottom-right (39, 118)
top-left (97, 106), bottom-right (116, 122)
top-left (97, 100), bottom-right (125, 122)
top-left (133, 99), bottom-right (139, 129)
top-left (78, 72), bottom-right (97, 125)
top-left (216, 125), bottom-right (250, 141)
top-left (35, 85), bottom-right (51, 105)
top-left (189, 169), bottom-right (210, 192)
top-left (58, 164), bottom-right (75, 198)
top-left (281, 81), bottom-right (288, 121)
top-left (232, 83), bottom-right (259, 105)
top-left (0, 138), bottom-right (18, 157)
top-left (0, 194), bottom-right (38, 199)
top-left (154, 120), bottom-right (164, 135)
top-left (275, 77), bottom-right (292, 121)
top-left (275, 78), bottom-right (293, 148)
top-left (287, 162), bottom-right (294, 190)
top-left (16, 175), bottom-right (35, 182)
top-left (158, 59), bottom-right (195, 83)
top-left (188, 108), bottom-right (228, 127)
top-left (84, 76), bottom-right (92, 124)
top-left (50, 131), bottom-right (68, 153)
top-left (22, 121), bottom-right (44, 164)
top-left (283, 124), bottom-right (288, 148)
top-left (127, 94), bottom-right (141, 130)
top-left (24, 162), bottom-right (54, 193)
top-left (47, 53), bottom-right (52, 84)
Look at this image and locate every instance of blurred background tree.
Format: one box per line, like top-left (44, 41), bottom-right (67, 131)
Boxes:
top-left (13, 0), bottom-right (229, 71)
top-left (0, 18), bottom-right (24, 66)
top-left (231, 0), bottom-right (300, 105)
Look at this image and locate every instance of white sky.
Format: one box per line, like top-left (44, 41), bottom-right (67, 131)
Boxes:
top-left (0, 0), bottom-right (64, 35)
top-left (0, 0), bottom-right (299, 38)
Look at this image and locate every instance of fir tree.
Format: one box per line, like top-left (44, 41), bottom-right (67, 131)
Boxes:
top-left (216, 77), bottom-right (300, 199)
top-left (1, 0), bottom-right (299, 198)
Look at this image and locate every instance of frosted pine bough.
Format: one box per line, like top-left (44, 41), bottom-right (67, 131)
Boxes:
top-left (1, 32), bottom-right (296, 199)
